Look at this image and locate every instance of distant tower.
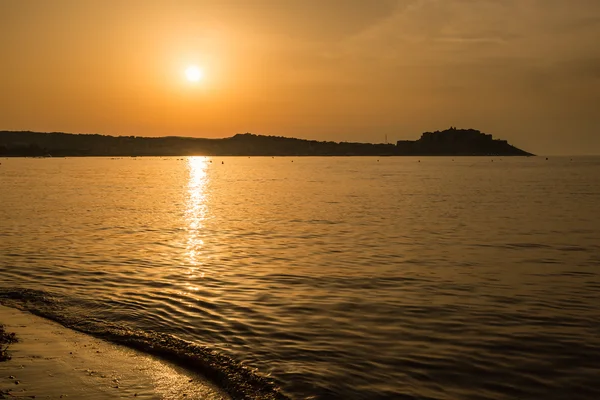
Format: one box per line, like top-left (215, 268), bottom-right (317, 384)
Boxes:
top-left (385, 134), bottom-right (388, 144)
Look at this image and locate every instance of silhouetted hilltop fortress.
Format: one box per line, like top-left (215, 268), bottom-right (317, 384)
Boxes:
top-left (396, 127), bottom-right (532, 156)
top-left (0, 128), bottom-right (533, 157)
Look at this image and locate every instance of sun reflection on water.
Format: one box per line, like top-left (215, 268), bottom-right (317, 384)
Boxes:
top-left (185, 157), bottom-right (209, 288)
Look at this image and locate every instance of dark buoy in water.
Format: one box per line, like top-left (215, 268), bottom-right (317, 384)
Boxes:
top-left (546, 157), bottom-right (549, 161)
top-left (221, 161), bottom-right (224, 164)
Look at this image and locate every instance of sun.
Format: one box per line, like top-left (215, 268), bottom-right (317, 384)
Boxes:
top-left (185, 65), bottom-right (203, 82)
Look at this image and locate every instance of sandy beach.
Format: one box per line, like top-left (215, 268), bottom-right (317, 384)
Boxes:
top-left (0, 305), bottom-right (229, 400)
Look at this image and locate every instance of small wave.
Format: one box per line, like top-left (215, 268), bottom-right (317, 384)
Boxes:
top-left (0, 288), bottom-right (290, 400)
top-left (557, 246), bottom-right (589, 252)
top-left (504, 243), bottom-right (553, 249)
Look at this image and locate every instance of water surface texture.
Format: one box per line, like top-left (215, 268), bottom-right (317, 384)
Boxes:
top-left (1, 157), bottom-right (599, 399)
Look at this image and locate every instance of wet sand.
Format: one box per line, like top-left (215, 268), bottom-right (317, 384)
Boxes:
top-left (0, 305), bottom-right (230, 399)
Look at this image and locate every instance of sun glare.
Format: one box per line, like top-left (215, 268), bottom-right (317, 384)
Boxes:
top-left (185, 65), bottom-right (203, 82)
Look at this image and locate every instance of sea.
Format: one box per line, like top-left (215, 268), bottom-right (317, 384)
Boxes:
top-left (1, 156), bottom-right (599, 400)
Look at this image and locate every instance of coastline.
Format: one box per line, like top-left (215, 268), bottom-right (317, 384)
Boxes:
top-left (0, 129), bottom-right (534, 157)
top-left (0, 305), bottom-right (229, 400)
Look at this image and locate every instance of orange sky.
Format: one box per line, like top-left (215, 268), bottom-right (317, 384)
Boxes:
top-left (1, 1), bottom-right (599, 154)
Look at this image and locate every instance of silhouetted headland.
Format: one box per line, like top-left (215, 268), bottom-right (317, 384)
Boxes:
top-left (0, 128), bottom-right (533, 157)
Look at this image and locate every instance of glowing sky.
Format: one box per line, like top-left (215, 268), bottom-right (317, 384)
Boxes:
top-left (1, 1), bottom-right (599, 154)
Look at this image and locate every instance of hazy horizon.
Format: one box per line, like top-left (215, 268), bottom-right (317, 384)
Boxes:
top-left (2, 128), bottom-right (599, 157)
top-left (2, 1), bottom-right (599, 155)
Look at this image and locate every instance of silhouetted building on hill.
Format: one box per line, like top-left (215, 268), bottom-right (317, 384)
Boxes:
top-left (396, 127), bottom-right (530, 156)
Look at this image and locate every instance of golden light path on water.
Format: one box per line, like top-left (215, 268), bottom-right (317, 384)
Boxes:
top-left (185, 157), bottom-right (209, 291)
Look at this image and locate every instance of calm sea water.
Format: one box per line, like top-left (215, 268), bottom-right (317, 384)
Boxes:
top-left (1, 156), bottom-right (599, 399)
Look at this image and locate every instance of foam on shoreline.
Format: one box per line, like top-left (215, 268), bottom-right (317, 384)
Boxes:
top-left (0, 304), bottom-right (230, 399)
top-left (0, 289), bottom-right (290, 400)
